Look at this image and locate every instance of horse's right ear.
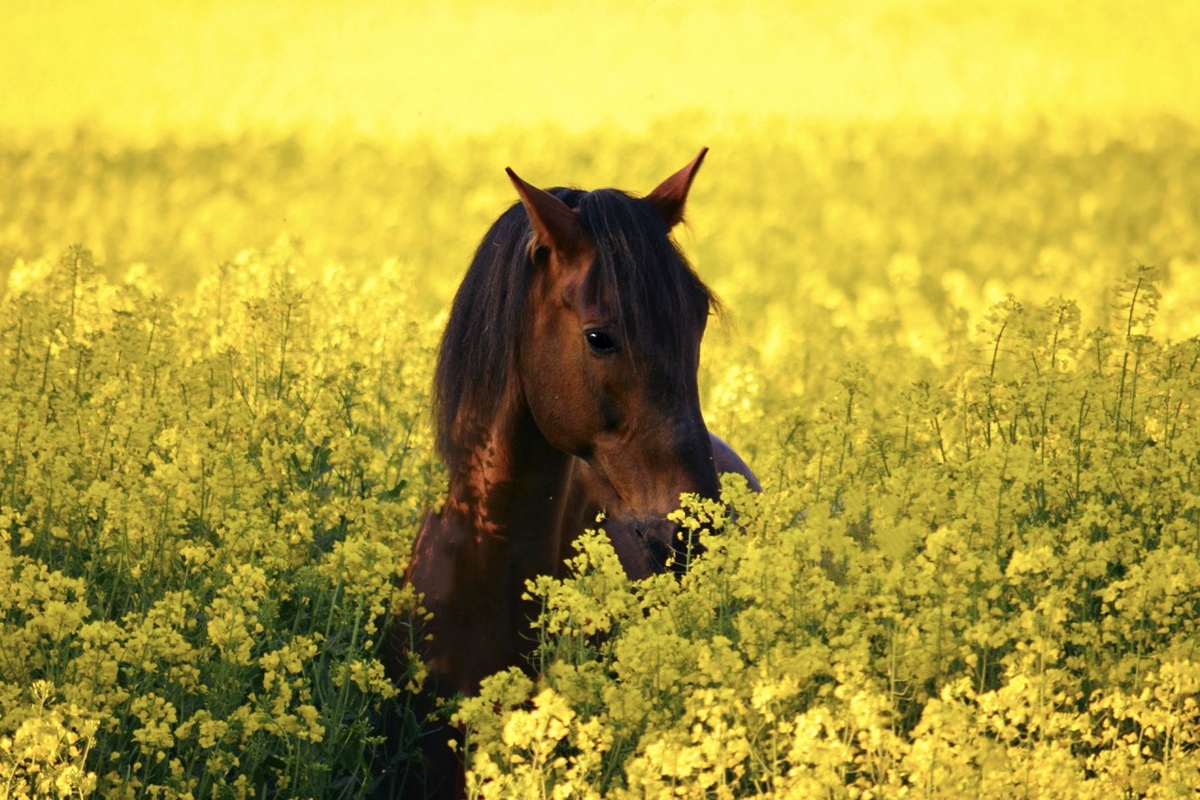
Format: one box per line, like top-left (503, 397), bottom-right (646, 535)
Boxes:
top-left (506, 168), bottom-right (584, 256)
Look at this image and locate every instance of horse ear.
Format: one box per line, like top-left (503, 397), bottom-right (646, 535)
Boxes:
top-left (506, 167), bottom-right (583, 255)
top-left (644, 148), bottom-right (708, 229)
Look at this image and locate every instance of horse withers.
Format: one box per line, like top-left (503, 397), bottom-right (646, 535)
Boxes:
top-left (392, 150), bottom-right (758, 797)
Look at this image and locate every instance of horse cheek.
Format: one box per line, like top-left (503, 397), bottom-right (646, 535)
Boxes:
top-left (521, 339), bottom-right (592, 456)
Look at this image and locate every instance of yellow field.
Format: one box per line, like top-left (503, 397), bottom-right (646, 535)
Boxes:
top-left (4, 0), bottom-right (1199, 140)
top-left (3, 3), bottom-right (1200, 798)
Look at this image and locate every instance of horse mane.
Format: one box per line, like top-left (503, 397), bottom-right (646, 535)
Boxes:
top-left (433, 186), bottom-right (718, 465)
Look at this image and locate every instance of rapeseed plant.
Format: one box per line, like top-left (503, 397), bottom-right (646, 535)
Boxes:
top-left (1, 242), bottom-right (438, 797)
top-left (3, 119), bottom-right (1199, 797)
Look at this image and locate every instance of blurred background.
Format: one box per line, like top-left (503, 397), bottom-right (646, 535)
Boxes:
top-left (4, 0), bottom-right (1197, 141)
top-left (3, 0), bottom-right (1199, 344)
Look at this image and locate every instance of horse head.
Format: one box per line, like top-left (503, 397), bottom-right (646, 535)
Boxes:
top-left (507, 150), bottom-right (721, 578)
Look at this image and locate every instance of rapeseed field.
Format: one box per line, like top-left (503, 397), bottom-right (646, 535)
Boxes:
top-left (3, 3), bottom-right (1200, 798)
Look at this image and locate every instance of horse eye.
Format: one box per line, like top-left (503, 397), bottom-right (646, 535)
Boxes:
top-left (585, 329), bottom-right (618, 355)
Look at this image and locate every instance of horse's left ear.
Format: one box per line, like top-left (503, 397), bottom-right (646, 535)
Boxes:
top-left (644, 148), bottom-right (708, 229)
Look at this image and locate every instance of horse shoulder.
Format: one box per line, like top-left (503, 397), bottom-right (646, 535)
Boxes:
top-left (406, 509), bottom-right (467, 612)
top-left (407, 509), bottom-right (514, 692)
top-left (709, 433), bottom-right (762, 492)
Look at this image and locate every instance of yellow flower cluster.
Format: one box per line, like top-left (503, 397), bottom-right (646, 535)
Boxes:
top-left (0, 682), bottom-right (98, 799)
top-left (1, 244), bottom-right (437, 797)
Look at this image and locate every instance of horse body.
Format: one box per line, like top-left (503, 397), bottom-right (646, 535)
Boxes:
top-left (397, 151), bottom-right (757, 794)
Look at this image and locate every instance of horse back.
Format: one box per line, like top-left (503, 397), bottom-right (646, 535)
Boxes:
top-left (710, 434), bottom-right (761, 492)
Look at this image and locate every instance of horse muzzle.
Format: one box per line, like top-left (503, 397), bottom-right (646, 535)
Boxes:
top-left (602, 515), bottom-right (697, 579)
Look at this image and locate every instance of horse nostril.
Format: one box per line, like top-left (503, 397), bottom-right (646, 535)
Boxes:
top-left (644, 535), bottom-right (674, 573)
top-left (646, 539), bottom-right (673, 570)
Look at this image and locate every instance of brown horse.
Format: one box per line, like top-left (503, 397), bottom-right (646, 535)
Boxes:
top-left (396, 150), bottom-right (757, 796)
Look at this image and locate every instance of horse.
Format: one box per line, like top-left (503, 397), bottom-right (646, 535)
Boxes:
top-left (393, 150), bottom-right (758, 797)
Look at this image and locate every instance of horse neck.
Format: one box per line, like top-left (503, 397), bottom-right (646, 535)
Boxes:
top-left (444, 392), bottom-right (574, 546)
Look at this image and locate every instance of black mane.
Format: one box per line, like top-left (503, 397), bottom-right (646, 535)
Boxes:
top-left (433, 186), bottom-right (717, 464)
